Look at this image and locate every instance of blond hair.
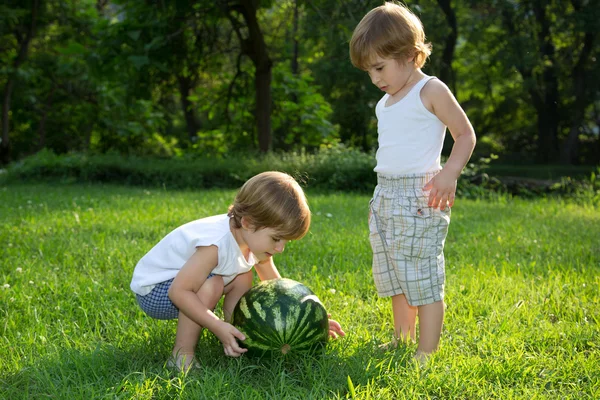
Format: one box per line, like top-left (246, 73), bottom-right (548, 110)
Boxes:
top-left (228, 171), bottom-right (311, 240)
top-left (349, 2), bottom-right (432, 70)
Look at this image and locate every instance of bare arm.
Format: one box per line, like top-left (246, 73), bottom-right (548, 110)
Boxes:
top-left (254, 257), bottom-right (281, 281)
top-left (168, 246), bottom-right (221, 328)
top-left (168, 246), bottom-right (247, 356)
top-left (421, 79), bottom-right (476, 209)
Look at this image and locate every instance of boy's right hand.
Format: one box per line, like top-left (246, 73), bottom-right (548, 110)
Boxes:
top-left (213, 321), bottom-right (248, 357)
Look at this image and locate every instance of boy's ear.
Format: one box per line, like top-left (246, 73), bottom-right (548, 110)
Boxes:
top-left (240, 216), bottom-right (254, 230)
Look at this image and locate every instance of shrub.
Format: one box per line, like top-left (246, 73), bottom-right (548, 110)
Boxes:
top-left (4, 147), bottom-right (596, 204)
top-left (2, 146), bottom-right (376, 191)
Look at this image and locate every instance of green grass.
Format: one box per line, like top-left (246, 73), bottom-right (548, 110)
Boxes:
top-left (1, 183), bottom-right (599, 399)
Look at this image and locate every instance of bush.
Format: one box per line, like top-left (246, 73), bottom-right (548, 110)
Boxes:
top-left (3, 148), bottom-right (596, 204)
top-left (1, 146), bottom-right (377, 192)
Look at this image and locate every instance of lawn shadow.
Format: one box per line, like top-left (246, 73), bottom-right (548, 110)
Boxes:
top-left (0, 335), bottom-right (181, 398)
top-left (0, 334), bottom-right (414, 398)
top-left (218, 338), bottom-right (417, 398)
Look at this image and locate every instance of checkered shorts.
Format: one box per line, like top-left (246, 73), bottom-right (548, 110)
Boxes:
top-left (136, 274), bottom-right (214, 320)
top-left (368, 173), bottom-right (451, 306)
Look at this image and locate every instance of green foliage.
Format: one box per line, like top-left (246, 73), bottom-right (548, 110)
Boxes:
top-left (2, 146), bottom-right (377, 192)
top-left (1, 0), bottom-right (599, 165)
top-left (303, 0), bottom-right (384, 150)
top-left (271, 64), bottom-right (339, 151)
top-left (549, 166), bottom-right (600, 205)
top-left (1, 0), bottom-right (101, 159)
top-left (4, 149), bottom-right (598, 206)
top-left (455, 154), bottom-right (506, 200)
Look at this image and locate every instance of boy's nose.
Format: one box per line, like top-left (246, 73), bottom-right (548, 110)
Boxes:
top-left (274, 241), bottom-right (286, 253)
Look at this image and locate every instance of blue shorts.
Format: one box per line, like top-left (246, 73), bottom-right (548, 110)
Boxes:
top-left (136, 274), bottom-right (214, 320)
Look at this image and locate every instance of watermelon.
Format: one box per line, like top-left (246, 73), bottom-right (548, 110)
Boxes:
top-left (232, 278), bottom-right (329, 357)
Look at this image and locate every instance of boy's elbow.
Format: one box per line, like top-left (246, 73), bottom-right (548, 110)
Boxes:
top-left (461, 128), bottom-right (476, 148)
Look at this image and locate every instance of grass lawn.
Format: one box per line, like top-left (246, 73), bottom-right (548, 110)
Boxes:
top-left (1, 183), bottom-right (598, 399)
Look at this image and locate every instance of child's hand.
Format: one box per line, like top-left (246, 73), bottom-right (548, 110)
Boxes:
top-left (327, 314), bottom-right (346, 339)
top-left (213, 321), bottom-right (248, 357)
top-left (423, 170), bottom-right (457, 210)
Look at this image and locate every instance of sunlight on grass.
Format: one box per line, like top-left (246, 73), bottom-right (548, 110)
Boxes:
top-left (1, 184), bottom-right (598, 399)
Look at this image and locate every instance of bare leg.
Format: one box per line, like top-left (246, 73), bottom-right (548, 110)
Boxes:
top-left (415, 300), bottom-right (444, 361)
top-left (171, 275), bottom-right (224, 370)
top-left (392, 294), bottom-right (418, 343)
top-left (222, 271), bottom-right (253, 323)
top-left (380, 294), bottom-right (418, 350)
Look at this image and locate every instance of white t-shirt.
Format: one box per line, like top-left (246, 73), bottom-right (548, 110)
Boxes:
top-left (374, 75), bottom-right (447, 175)
top-left (130, 214), bottom-right (256, 296)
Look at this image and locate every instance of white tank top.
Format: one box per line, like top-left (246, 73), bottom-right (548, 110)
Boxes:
top-left (374, 75), bottom-right (446, 175)
top-left (130, 214), bottom-right (256, 296)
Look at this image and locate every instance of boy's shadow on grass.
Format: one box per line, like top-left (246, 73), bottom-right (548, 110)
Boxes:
top-left (1, 334), bottom-right (413, 398)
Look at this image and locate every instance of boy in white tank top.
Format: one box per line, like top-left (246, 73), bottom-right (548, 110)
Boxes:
top-left (350, 2), bottom-right (476, 362)
top-left (131, 172), bottom-right (345, 370)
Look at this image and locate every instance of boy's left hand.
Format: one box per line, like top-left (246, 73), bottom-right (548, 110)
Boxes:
top-left (327, 315), bottom-right (346, 339)
top-left (423, 170), bottom-right (457, 210)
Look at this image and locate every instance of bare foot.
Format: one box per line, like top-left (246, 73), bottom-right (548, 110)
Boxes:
top-left (413, 351), bottom-right (429, 367)
top-left (167, 352), bottom-right (199, 372)
top-left (378, 337), bottom-right (399, 351)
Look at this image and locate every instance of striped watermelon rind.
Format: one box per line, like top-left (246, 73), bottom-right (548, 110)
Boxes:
top-left (232, 278), bottom-right (329, 357)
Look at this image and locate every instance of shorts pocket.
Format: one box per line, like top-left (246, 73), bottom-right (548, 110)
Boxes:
top-left (392, 196), bottom-right (435, 258)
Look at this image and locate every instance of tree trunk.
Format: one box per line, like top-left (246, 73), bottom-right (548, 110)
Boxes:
top-left (291, 0), bottom-right (299, 77)
top-left (255, 64), bottom-right (272, 152)
top-left (235, 0), bottom-right (273, 152)
top-left (596, 115), bottom-right (600, 164)
top-left (0, 0), bottom-right (39, 165)
top-left (532, 0), bottom-right (560, 163)
top-left (177, 74), bottom-right (200, 142)
top-left (36, 85), bottom-right (56, 150)
top-left (595, 106), bottom-right (600, 165)
top-left (560, 1), bottom-right (596, 165)
top-left (534, 104), bottom-right (559, 163)
top-left (0, 80), bottom-right (15, 164)
top-left (501, 0), bottom-right (560, 164)
top-left (562, 126), bottom-right (581, 165)
top-left (436, 0), bottom-right (457, 93)
top-left (289, 0), bottom-right (300, 147)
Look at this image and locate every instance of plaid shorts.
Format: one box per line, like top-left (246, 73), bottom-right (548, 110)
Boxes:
top-left (368, 173), bottom-right (451, 306)
top-left (136, 274), bottom-right (214, 320)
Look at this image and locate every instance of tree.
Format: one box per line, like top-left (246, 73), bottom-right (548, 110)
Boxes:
top-left (559, 0), bottom-right (598, 164)
top-left (1, 0), bottom-right (40, 164)
top-left (435, 0), bottom-right (458, 92)
top-left (225, 0), bottom-right (274, 152)
top-left (498, 0), bottom-right (600, 164)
